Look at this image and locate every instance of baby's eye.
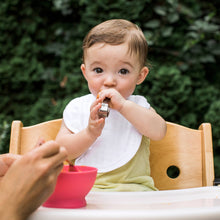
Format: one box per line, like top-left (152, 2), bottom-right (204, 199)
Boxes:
top-left (93, 68), bottom-right (103, 73)
top-left (119, 69), bottom-right (129, 75)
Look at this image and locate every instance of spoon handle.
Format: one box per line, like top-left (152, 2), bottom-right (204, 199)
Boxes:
top-left (66, 160), bottom-right (78, 172)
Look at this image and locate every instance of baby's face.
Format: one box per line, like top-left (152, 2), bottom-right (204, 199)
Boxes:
top-left (81, 42), bottom-right (147, 99)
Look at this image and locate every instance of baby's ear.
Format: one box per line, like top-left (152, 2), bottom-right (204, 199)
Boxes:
top-left (136, 67), bottom-right (149, 85)
top-left (80, 64), bottom-right (87, 80)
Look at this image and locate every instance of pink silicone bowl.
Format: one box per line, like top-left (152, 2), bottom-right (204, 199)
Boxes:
top-left (43, 165), bottom-right (97, 209)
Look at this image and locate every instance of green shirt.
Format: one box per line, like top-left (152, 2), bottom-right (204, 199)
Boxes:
top-left (92, 136), bottom-right (157, 191)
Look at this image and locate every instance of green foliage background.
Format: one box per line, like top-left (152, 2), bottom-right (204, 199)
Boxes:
top-left (0, 0), bottom-right (219, 177)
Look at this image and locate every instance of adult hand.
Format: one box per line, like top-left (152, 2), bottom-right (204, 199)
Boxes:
top-left (0, 153), bottom-right (21, 181)
top-left (0, 140), bottom-right (67, 220)
top-left (0, 138), bottom-right (46, 180)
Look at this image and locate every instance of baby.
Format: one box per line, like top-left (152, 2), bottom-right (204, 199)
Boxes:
top-left (56, 19), bottom-right (167, 191)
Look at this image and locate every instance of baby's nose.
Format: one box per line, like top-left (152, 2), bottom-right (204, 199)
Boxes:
top-left (104, 74), bottom-right (116, 87)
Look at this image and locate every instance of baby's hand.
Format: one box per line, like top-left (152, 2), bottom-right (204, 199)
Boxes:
top-left (98, 89), bottom-right (126, 111)
top-left (87, 98), bottom-right (105, 139)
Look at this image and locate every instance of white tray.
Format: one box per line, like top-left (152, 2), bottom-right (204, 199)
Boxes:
top-left (29, 186), bottom-right (220, 220)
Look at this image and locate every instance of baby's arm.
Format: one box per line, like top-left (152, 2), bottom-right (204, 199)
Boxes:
top-left (56, 98), bottom-right (105, 160)
top-left (98, 89), bottom-right (166, 141)
top-left (120, 101), bottom-right (166, 141)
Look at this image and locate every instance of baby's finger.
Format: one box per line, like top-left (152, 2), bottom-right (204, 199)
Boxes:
top-left (90, 97), bottom-right (102, 110)
top-left (90, 102), bottom-right (102, 120)
top-left (98, 89), bottom-right (113, 100)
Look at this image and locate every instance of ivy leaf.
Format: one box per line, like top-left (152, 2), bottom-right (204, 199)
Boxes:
top-left (162, 27), bottom-right (173, 37)
top-left (154, 6), bottom-right (166, 16)
top-left (199, 55), bottom-right (216, 63)
top-left (144, 20), bottom-right (160, 29)
top-left (167, 13), bottom-right (179, 23)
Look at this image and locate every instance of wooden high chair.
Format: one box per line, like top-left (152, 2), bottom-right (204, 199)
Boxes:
top-left (9, 119), bottom-right (215, 190)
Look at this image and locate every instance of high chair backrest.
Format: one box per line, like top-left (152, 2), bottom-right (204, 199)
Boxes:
top-left (9, 119), bottom-right (62, 155)
top-left (9, 119), bottom-right (214, 190)
top-left (150, 122), bottom-right (214, 190)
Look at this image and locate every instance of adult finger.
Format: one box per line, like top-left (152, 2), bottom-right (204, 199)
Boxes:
top-left (53, 163), bottom-right (65, 177)
top-left (34, 138), bottom-right (45, 148)
top-left (32, 140), bottom-right (60, 158)
top-left (0, 153), bottom-right (21, 162)
top-left (45, 146), bottom-right (67, 169)
top-left (0, 154), bottom-right (21, 177)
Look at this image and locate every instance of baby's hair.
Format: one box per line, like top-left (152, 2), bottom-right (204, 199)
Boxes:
top-left (82, 19), bottom-right (148, 68)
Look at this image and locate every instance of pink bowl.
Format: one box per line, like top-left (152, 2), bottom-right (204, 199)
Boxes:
top-left (43, 165), bottom-right (97, 209)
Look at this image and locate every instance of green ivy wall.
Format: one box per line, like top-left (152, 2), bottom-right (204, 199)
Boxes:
top-left (0, 0), bottom-right (219, 177)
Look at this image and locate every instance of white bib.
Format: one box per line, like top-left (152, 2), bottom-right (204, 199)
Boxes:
top-left (63, 94), bottom-right (150, 173)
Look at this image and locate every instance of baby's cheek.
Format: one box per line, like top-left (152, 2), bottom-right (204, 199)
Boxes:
top-left (88, 83), bottom-right (100, 97)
